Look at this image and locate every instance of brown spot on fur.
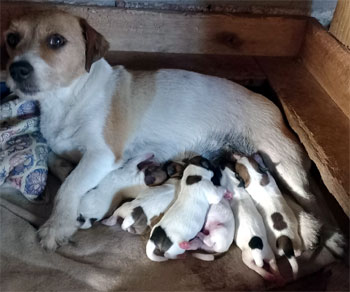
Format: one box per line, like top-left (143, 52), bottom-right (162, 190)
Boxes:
top-left (235, 162), bottom-right (251, 187)
top-left (104, 71), bottom-right (156, 160)
top-left (247, 156), bottom-right (269, 186)
top-left (130, 206), bottom-right (148, 234)
top-left (150, 212), bottom-right (165, 228)
top-left (271, 212), bottom-right (288, 230)
top-left (186, 175), bottom-right (202, 185)
top-left (144, 165), bottom-right (168, 186)
top-left (165, 161), bottom-right (184, 179)
top-left (260, 173), bottom-right (269, 186)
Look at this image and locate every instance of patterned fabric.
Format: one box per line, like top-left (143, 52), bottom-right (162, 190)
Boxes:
top-left (0, 96), bottom-right (49, 201)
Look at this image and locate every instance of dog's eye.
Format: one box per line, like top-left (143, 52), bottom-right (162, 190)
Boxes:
top-left (6, 33), bottom-right (20, 48)
top-left (47, 34), bottom-right (66, 49)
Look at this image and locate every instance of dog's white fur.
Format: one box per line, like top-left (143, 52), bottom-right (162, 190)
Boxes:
top-left (146, 163), bottom-right (226, 261)
top-left (77, 154), bottom-right (152, 229)
top-left (283, 195), bottom-right (321, 251)
top-left (190, 198), bottom-right (235, 254)
top-left (102, 179), bottom-right (177, 232)
top-left (220, 166), bottom-right (281, 281)
top-left (235, 155), bottom-right (302, 279)
top-left (5, 11), bottom-right (317, 250)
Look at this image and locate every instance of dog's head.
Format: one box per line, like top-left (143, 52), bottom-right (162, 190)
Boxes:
top-left (4, 11), bottom-right (109, 99)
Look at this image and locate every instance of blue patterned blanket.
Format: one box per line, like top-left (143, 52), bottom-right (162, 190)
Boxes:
top-left (0, 95), bottom-right (49, 201)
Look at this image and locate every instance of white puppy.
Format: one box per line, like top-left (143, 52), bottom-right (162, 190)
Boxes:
top-left (220, 163), bottom-right (282, 282)
top-left (101, 161), bottom-right (184, 233)
top-left (184, 197), bottom-right (235, 258)
top-left (102, 180), bottom-right (178, 234)
top-left (77, 153), bottom-right (154, 229)
top-left (234, 153), bottom-right (303, 279)
top-left (146, 156), bottom-right (228, 261)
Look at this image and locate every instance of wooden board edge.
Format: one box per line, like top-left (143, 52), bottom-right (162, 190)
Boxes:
top-left (299, 18), bottom-right (350, 119)
top-left (1, 1), bottom-right (307, 64)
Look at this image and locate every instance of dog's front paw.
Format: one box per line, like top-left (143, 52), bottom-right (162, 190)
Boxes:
top-left (38, 217), bottom-right (77, 251)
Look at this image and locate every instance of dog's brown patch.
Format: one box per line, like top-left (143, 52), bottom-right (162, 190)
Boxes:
top-left (150, 212), bottom-right (165, 228)
top-left (104, 71), bottom-right (156, 160)
top-left (186, 175), bottom-right (202, 185)
top-left (130, 206), bottom-right (148, 234)
top-left (144, 165), bottom-right (168, 186)
top-left (247, 156), bottom-right (270, 186)
top-left (235, 162), bottom-right (251, 187)
top-left (271, 212), bottom-right (288, 230)
top-left (165, 161), bottom-right (184, 179)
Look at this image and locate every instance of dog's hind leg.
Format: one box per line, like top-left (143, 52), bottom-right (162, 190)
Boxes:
top-left (251, 120), bottom-right (315, 211)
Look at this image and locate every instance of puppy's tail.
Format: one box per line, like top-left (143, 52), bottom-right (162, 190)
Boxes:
top-left (146, 240), bottom-right (168, 262)
top-left (251, 249), bottom-right (264, 268)
top-left (249, 236), bottom-right (264, 267)
top-left (277, 236), bottom-right (298, 279)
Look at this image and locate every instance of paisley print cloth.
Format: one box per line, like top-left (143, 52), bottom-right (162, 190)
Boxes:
top-left (0, 96), bottom-right (48, 201)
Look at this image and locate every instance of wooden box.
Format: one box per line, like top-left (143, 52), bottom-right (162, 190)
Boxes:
top-left (0, 3), bottom-right (349, 290)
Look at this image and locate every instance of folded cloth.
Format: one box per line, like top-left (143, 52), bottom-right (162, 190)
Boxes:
top-left (0, 95), bottom-right (49, 201)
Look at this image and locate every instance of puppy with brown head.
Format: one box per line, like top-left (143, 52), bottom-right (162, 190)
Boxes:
top-left (233, 153), bottom-right (303, 280)
top-left (102, 161), bottom-right (185, 234)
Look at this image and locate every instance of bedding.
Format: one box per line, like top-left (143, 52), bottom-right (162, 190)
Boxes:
top-left (0, 95), bottom-right (49, 201)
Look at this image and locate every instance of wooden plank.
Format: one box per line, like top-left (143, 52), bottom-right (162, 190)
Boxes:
top-left (0, 1), bottom-right (307, 58)
top-left (106, 51), bottom-right (266, 86)
top-left (330, 0), bottom-right (350, 49)
top-left (300, 19), bottom-right (350, 119)
top-left (258, 57), bottom-right (349, 216)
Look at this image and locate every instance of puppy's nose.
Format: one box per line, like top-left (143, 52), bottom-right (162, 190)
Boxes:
top-left (9, 61), bottom-right (34, 82)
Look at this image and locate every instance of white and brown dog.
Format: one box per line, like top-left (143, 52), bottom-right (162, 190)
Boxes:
top-left (233, 153), bottom-right (303, 279)
top-left (102, 161), bottom-right (184, 234)
top-left (220, 161), bottom-right (282, 282)
top-left (5, 11), bottom-right (317, 250)
top-left (146, 156), bottom-right (228, 261)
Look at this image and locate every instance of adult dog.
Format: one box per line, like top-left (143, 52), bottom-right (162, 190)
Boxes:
top-left (5, 10), bottom-right (314, 250)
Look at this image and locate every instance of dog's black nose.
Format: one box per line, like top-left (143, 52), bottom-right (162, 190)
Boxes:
top-left (9, 61), bottom-right (33, 82)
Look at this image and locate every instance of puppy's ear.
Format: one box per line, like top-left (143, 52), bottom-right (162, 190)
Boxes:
top-left (80, 18), bottom-right (109, 72)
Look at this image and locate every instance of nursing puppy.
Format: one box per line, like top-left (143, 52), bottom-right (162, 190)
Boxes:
top-left (77, 153), bottom-right (155, 229)
top-left (220, 162), bottom-right (281, 281)
top-left (146, 156), bottom-right (228, 261)
top-left (234, 153), bottom-right (302, 279)
top-left (183, 197), bottom-right (235, 260)
top-left (5, 11), bottom-right (316, 250)
top-left (102, 162), bottom-right (184, 234)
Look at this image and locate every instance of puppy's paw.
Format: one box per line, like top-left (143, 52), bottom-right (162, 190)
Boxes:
top-left (179, 241), bottom-right (191, 250)
top-left (38, 217), bottom-right (77, 251)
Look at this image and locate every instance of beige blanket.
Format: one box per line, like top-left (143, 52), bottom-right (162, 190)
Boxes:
top-left (0, 175), bottom-right (348, 291)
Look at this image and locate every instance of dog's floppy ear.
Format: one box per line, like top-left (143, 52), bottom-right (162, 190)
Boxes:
top-left (80, 18), bottom-right (109, 72)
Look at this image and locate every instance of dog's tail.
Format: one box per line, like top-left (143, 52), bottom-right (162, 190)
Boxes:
top-left (277, 235), bottom-right (298, 279)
